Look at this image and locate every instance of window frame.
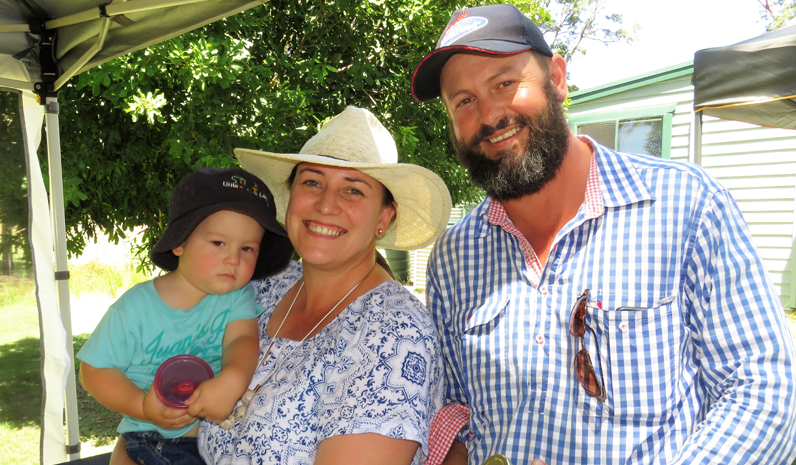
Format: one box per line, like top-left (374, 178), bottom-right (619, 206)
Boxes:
top-left (568, 103), bottom-right (676, 159)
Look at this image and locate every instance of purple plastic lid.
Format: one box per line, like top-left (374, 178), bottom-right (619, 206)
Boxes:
top-left (153, 354), bottom-right (214, 409)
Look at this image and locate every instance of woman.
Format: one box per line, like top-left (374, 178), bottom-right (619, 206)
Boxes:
top-left (197, 106), bottom-right (451, 464)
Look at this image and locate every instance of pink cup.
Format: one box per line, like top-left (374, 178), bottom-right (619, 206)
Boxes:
top-left (153, 354), bottom-right (214, 409)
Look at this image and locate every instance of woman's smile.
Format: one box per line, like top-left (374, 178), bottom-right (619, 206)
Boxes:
top-left (304, 220), bottom-right (346, 237)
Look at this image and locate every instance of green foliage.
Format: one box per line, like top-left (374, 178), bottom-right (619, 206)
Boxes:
top-left (0, 276), bottom-right (35, 309)
top-left (68, 260), bottom-right (150, 299)
top-left (0, 92), bottom-right (31, 274)
top-left (56, 0), bottom-right (635, 263)
top-left (755, 0), bottom-right (796, 29)
top-left (478, 0), bottom-right (638, 63)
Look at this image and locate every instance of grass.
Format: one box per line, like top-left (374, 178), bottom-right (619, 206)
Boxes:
top-left (69, 260), bottom-right (149, 299)
top-left (0, 264), bottom-right (134, 465)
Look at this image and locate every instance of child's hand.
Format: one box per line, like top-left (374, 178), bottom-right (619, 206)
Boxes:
top-left (142, 385), bottom-right (197, 430)
top-left (183, 374), bottom-right (242, 423)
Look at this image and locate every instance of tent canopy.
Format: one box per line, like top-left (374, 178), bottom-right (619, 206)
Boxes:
top-left (0, 0), bottom-right (263, 94)
top-left (692, 22), bottom-right (796, 129)
top-left (0, 1), bottom-right (264, 463)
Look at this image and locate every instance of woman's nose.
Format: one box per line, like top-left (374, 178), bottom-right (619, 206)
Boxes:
top-left (315, 190), bottom-right (340, 215)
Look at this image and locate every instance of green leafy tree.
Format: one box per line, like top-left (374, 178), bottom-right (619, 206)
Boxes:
top-left (56, 0), bottom-right (635, 265)
top-left (0, 91), bottom-right (30, 275)
top-left (755, 0), bottom-right (796, 29)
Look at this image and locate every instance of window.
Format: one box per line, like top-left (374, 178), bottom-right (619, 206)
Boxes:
top-left (568, 104), bottom-right (675, 159)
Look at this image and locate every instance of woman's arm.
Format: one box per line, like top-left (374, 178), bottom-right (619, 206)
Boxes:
top-left (315, 433), bottom-right (419, 465)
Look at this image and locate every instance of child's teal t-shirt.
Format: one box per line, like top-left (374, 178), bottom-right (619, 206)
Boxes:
top-left (77, 279), bottom-right (262, 438)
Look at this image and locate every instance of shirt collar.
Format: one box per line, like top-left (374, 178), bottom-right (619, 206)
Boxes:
top-left (476, 136), bottom-right (656, 234)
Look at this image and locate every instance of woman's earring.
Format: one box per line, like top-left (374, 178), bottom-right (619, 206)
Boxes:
top-left (377, 229), bottom-right (384, 237)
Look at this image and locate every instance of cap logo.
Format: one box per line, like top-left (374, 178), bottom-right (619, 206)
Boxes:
top-left (440, 15), bottom-right (488, 47)
top-left (223, 175), bottom-right (270, 205)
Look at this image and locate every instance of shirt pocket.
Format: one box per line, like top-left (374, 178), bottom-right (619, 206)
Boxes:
top-left (456, 297), bottom-right (514, 422)
top-left (592, 296), bottom-right (684, 421)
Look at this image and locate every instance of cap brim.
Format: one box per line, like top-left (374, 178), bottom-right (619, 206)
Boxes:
top-left (411, 42), bottom-right (534, 102)
top-left (235, 148), bottom-right (452, 250)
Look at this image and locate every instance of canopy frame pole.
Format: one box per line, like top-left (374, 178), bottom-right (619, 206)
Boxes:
top-left (45, 0), bottom-right (211, 30)
top-left (0, 78), bottom-right (35, 92)
top-left (44, 95), bottom-right (82, 461)
top-left (54, 17), bottom-right (111, 91)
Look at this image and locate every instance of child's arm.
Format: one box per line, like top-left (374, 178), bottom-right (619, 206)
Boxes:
top-left (184, 318), bottom-right (259, 422)
top-left (79, 361), bottom-right (197, 430)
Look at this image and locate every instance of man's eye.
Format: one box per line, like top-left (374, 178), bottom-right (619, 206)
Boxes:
top-left (457, 97), bottom-right (473, 108)
top-left (212, 241), bottom-right (224, 247)
top-left (242, 246), bottom-right (256, 253)
top-left (499, 80), bottom-right (513, 88)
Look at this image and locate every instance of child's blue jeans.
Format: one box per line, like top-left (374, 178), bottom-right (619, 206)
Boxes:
top-left (122, 431), bottom-right (205, 465)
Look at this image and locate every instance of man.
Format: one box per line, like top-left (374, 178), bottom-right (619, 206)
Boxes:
top-left (412, 4), bottom-right (796, 465)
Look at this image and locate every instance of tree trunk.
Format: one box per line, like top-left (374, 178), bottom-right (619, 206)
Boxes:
top-left (1, 222), bottom-right (11, 275)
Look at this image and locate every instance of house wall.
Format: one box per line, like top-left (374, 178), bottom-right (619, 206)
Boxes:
top-left (569, 68), bottom-right (796, 308)
top-left (407, 205), bottom-right (472, 291)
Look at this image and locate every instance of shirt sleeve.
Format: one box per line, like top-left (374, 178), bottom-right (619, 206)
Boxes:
top-left (426, 245), bottom-right (473, 445)
top-left (673, 187), bottom-right (796, 464)
top-left (225, 284), bottom-right (262, 322)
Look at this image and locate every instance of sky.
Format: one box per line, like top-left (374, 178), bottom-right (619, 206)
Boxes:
top-left (566, 0), bottom-right (770, 90)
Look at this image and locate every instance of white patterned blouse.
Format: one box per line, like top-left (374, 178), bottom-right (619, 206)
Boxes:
top-left (198, 261), bottom-right (444, 465)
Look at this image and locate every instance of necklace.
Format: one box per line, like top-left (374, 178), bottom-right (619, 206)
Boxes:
top-left (219, 265), bottom-right (374, 429)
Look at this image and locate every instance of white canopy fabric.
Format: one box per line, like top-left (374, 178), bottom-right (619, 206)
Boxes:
top-left (0, 1), bottom-right (265, 463)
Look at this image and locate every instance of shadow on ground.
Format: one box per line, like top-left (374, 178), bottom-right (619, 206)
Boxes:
top-left (0, 335), bottom-right (120, 446)
top-left (0, 337), bottom-right (41, 426)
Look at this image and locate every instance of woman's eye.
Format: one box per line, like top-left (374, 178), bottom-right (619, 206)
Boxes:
top-left (242, 246), bottom-right (256, 253)
top-left (302, 179), bottom-right (320, 187)
top-left (346, 188), bottom-right (364, 196)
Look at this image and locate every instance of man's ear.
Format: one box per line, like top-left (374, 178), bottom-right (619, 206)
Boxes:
top-left (548, 54), bottom-right (568, 103)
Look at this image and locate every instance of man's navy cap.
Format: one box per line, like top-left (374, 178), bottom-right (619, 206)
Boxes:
top-left (411, 4), bottom-right (553, 102)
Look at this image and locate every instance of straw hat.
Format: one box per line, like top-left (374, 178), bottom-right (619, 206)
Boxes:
top-left (235, 106), bottom-right (452, 251)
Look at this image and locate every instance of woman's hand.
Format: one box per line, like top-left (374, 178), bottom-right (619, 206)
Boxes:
top-left (141, 385), bottom-right (197, 430)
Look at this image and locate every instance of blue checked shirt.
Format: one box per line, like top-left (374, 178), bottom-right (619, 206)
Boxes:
top-left (426, 140), bottom-right (796, 465)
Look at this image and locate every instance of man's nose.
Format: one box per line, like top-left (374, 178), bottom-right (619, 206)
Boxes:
top-left (477, 97), bottom-right (505, 127)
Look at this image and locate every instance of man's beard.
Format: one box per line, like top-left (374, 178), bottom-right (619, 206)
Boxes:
top-left (452, 81), bottom-right (571, 201)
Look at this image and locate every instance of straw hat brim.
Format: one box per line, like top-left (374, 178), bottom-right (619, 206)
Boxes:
top-left (235, 148), bottom-right (452, 251)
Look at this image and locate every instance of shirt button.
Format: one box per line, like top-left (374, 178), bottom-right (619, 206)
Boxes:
top-left (618, 322), bottom-right (628, 332)
top-left (536, 335), bottom-right (545, 344)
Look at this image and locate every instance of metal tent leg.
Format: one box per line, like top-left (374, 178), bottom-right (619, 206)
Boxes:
top-left (44, 95), bottom-right (81, 462)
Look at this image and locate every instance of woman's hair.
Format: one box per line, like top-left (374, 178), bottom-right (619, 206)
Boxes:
top-left (287, 164), bottom-right (397, 278)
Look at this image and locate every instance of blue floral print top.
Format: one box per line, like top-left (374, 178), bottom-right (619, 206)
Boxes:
top-left (198, 261), bottom-right (443, 464)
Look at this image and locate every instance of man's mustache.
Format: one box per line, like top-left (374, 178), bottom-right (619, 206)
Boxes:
top-left (472, 117), bottom-right (524, 147)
